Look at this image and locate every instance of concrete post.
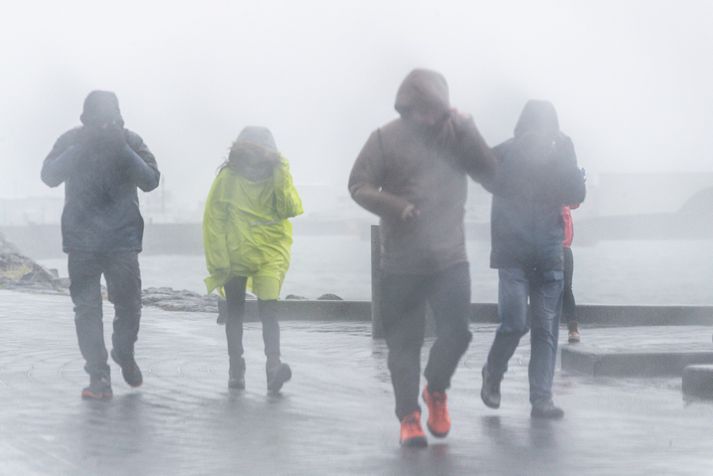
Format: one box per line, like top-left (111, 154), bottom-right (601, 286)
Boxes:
top-left (371, 225), bottom-right (384, 338)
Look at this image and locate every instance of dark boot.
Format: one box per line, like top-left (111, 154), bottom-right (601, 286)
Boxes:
top-left (82, 374), bottom-right (113, 400)
top-left (266, 357), bottom-right (291, 394)
top-left (531, 400), bottom-right (565, 419)
top-left (229, 357), bottom-right (246, 390)
top-left (481, 365), bottom-right (502, 409)
top-left (111, 349), bottom-right (143, 388)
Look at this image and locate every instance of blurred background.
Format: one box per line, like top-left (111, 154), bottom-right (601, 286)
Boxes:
top-left (1, 0), bottom-right (711, 303)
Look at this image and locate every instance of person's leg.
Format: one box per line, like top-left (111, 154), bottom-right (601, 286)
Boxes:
top-left (252, 275), bottom-right (283, 360)
top-left (562, 247), bottom-right (580, 341)
top-left (421, 262), bottom-right (472, 437)
top-left (485, 268), bottom-right (530, 379)
top-left (105, 252), bottom-right (142, 385)
top-left (381, 273), bottom-right (427, 421)
top-left (423, 262), bottom-right (472, 392)
top-left (258, 299), bottom-right (281, 359)
top-left (68, 252), bottom-right (111, 397)
top-left (528, 269), bottom-right (564, 406)
top-left (252, 275), bottom-right (291, 392)
top-left (224, 277), bottom-right (248, 387)
top-left (562, 247), bottom-right (575, 323)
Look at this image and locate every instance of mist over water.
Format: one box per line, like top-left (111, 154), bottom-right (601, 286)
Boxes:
top-left (37, 237), bottom-right (713, 305)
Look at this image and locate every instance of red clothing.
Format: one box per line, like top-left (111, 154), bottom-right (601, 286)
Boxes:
top-left (562, 206), bottom-right (574, 247)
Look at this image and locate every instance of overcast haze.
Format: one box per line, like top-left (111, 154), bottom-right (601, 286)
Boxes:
top-left (1, 0), bottom-right (712, 210)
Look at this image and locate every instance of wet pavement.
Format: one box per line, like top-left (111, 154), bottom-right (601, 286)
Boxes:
top-left (1, 289), bottom-right (712, 475)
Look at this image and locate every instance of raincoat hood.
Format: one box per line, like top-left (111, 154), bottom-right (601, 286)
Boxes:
top-left (233, 126), bottom-right (278, 154)
top-left (80, 90), bottom-right (124, 127)
top-left (394, 69), bottom-right (451, 119)
top-left (514, 100), bottom-right (559, 140)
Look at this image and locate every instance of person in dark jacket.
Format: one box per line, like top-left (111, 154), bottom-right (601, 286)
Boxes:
top-left (480, 100), bottom-right (586, 419)
top-left (41, 91), bottom-right (160, 400)
top-left (349, 69), bottom-right (495, 447)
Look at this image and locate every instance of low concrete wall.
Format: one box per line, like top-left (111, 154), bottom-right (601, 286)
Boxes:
top-left (236, 300), bottom-right (713, 327)
top-left (562, 345), bottom-right (713, 377)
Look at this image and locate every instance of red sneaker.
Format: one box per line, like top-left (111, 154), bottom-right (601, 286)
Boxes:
top-left (81, 376), bottom-right (113, 400)
top-left (422, 386), bottom-right (450, 438)
top-left (399, 411), bottom-right (427, 448)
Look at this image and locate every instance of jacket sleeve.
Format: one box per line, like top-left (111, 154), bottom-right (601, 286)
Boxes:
top-left (348, 129), bottom-right (411, 219)
top-left (124, 131), bottom-right (161, 192)
top-left (40, 130), bottom-right (82, 187)
top-left (202, 174), bottom-right (231, 293)
top-left (478, 142), bottom-right (508, 195)
top-left (452, 115), bottom-right (497, 185)
top-left (544, 136), bottom-right (586, 205)
top-left (273, 158), bottom-right (304, 219)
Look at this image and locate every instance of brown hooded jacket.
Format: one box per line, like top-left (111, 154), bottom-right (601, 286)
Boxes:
top-left (348, 69), bottom-right (495, 274)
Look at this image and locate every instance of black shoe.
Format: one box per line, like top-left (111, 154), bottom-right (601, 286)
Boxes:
top-left (531, 400), bottom-right (565, 419)
top-left (481, 365), bottom-right (501, 409)
top-left (229, 358), bottom-right (246, 390)
top-left (82, 375), bottom-right (113, 400)
top-left (111, 349), bottom-right (143, 388)
top-left (266, 360), bottom-right (292, 394)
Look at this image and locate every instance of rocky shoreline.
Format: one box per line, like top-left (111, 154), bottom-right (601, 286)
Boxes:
top-left (0, 233), bottom-right (343, 314)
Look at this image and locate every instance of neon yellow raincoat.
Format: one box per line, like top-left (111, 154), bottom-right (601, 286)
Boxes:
top-left (203, 158), bottom-right (303, 299)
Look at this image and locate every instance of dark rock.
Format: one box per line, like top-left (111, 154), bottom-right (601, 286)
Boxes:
top-left (141, 286), bottom-right (220, 313)
top-left (285, 294), bottom-right (307, 300)
top-left (317, 293), bottom-right (343, 301)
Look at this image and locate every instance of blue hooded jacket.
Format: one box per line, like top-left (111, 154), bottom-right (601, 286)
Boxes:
top-left (487, 100), bottom-right (585, 271)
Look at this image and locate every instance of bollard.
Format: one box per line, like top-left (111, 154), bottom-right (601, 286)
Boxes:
top-left (371, 225), bottom-right (384, 338)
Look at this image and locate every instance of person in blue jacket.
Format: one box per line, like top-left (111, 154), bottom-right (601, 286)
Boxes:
top-left (480, 100), bottom-right (586, 419)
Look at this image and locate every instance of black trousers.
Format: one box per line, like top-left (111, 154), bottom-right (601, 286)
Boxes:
top-left (68, 251), bottom-right (142, 379)
top-left (381, 262), bottom-right (473, 420)
top-left (562, 246), bottom-right (577, 324)
top-left (223, 277), bottom-right (281, 363)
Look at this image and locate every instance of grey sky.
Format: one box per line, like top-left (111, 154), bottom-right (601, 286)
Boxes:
top-left (1, 0), bottom-right (711, 208)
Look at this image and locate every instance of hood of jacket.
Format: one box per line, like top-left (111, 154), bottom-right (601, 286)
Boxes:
top-left (394, 69), bottom-right (451, 121)
top-left (514, 100), bottom-right (559, 140)
top-left (80, 90), bottom-right (124, 127)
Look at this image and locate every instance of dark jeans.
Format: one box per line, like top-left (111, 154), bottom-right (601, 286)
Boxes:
top-left (381, 262), bottom-right (473, 420)
top-left (562, 246), bottom-right (576, 324)
top-left (223, 277), bottom-right (281, 363)
top-left (485, 267), bottom-right (563, 405)
top-left (68, 251), bottom-right (142, 380)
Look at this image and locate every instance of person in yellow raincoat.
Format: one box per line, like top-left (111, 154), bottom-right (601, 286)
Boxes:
top-left (203, 126), bottom-right (303, 393)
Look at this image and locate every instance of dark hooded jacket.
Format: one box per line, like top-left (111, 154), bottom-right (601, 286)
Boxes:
top-left (41, 91), bottom-right (160, 253)
top-left (348, 69), bottom-right (495, 274)
top-left (486, 100), bottom-right (586, 271)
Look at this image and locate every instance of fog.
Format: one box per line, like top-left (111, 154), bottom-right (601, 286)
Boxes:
top-left (1, 0), bottom-right (712, 212)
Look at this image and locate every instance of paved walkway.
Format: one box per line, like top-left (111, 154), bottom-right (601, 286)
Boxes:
top-left (1, 290), bottom-right (712, 475)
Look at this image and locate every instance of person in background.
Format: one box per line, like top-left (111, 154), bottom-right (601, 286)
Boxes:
top-left (480, 100), bottom-right (586, 419)
top-left (203, 127), bottom-right (303, 394)
top-left (41, 91), bottom-right (160, 399)
top-left (562, 203), bottom-right (582, 343)
top-left (349, 69), bottom-right (495, 447)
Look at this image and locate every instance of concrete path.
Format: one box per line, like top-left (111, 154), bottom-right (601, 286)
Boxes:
top-left (1, 290), bottom-right (712, 475)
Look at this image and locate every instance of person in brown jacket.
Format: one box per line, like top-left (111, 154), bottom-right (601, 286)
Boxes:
top-left (348, 69), bottom-right (495, 447)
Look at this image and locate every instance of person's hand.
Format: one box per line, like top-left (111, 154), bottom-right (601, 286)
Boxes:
top-left (99, 123), bottom-right (127, 150)
top-left (401, 203), bottom-right (420, 222)
top-left (81, 122), bottom-right (126, 152)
